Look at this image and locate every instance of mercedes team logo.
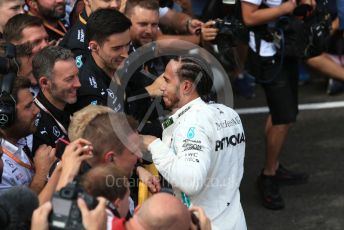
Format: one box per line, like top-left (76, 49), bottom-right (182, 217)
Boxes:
top-left (0, 114), bottom-right (9, 125)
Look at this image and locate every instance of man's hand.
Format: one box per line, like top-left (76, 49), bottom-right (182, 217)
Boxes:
top-left (140, 135), bottom-right (158, 151)
top-left (145, 74), bottom-right (164, 97)
top-left (137, 166), bottom-right (161, 193)
top-left (281, 0), bottom-right (297, 15)
top-left (34, 145), bottom-right (56, 176)
top-left (78, 197), bottom-right (107, 230)
top-left (31, 201), bottom-right (52, 230)
top-left (188, 19), bottom-right (203, 35)
top-left (201, 20), bottom-right (219, 42)
top-left (57, 138), bottom-right (93, 190)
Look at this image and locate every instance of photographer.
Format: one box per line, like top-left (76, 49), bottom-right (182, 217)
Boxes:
top-left (241, 0), bottom-right (314, 210)
top-left (3, 14), bottom-right (49, 94)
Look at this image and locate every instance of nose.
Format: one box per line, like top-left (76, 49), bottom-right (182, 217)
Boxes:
top-left (39, 39), bottom-right (49, 52)
top-left (56, 0), bottom-right (64, 4)
top-left (120, 45), bottom-right (129, 57)
top-left (145, 25), bottom-right (153, 34)
top-left (160, 81), bottom-right (166, 91)
top-left (73, 76), bottom-right (81, 88)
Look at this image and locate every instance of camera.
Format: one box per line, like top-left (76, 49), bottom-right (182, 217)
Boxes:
top-left (0, 42), bottom-right (17, 75)
top-left (49, 181), bottom-right (98, 230)
top-left (212, 17), bottom-right (248, 74)
top-left (214, 17), bottom-right (248, 47)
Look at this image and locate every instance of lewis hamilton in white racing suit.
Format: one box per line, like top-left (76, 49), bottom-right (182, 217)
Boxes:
top-left (142, 56), bottom-right (247, 230)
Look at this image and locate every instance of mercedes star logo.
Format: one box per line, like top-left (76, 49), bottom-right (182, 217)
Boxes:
top-left (0, 114), bottom-right (9, 125)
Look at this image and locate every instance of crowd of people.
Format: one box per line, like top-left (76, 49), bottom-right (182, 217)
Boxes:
top-left (0, 0), bottom-right (343, 229)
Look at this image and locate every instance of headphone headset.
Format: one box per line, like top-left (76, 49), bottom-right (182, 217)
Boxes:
top-left (0, 43), bottom-right (18, 129)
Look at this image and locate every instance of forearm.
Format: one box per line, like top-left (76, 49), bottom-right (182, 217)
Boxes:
top-left (30, 172), bottom-right (47, 194)
top-left (157, 34), bottom-right (200, 45)
top-left (38, 164), bottom-right (62, 205)
top-left (241, 2), bottom-right (293, 26)
top-left (305, 54), bottom-right (344, 81)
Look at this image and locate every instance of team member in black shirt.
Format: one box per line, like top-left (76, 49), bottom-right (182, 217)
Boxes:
top-left (70, 8), bottom-right (131, 113)
top-left (60, 0), bottom-right (122, 68)
top-left (32, 46), bottom-right (80, 153)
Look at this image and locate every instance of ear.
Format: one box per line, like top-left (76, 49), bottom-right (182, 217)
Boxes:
top-left (89, 41), bottom-right (99, 53)
top-left (38, 76), bottom-right (49, 90)
top-left (113, 198), bottom-right (121, 208)
top-left (183, 80), bottom-right (194, 95)
top-left (103, 151), bottom-right (115, 163)
top-left (28, 0), bottom-right (38, 9)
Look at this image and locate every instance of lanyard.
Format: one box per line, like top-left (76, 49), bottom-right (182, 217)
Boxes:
top-left (43, 20), bottom-right (67, 37)
top-left (79, 13), bottom-right (87, 25)
top-left (34, 98), bottom-right (68, 136)
top-left (2, 147), bottom-right (34, 170)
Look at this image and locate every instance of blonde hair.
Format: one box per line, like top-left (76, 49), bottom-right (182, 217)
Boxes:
top-left (68, 105), bottom-right (138, 158)
top-left (68, 105), bottom-right (113, 141)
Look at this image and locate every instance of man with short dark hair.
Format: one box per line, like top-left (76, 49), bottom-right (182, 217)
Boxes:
top-left (0, 77), bottom-right (56, 193)
top-left (80, 164), bottom-right (130, 218)
top-left (70, 8), bottom-right (131, 113)
top-left (32, 46), bottom-right (80, 153)
top-left (26, 0), bottom-right (68, 41)
top-left (3, 14), bottom-right (49, 88)
top-left (142, 56), bottom-right (247, 229)
top-left (60, 0), bottom-right (122, 67)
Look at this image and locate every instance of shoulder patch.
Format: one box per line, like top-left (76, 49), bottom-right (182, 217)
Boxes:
top-left (75, 55), bottom-right (83, 68)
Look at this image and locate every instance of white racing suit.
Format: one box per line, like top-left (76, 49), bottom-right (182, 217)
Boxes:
top-left (148, 98), bottom-right (247, 230)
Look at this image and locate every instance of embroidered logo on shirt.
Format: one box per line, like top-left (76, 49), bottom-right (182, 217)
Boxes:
top-left (187, 127), bottom-right (195, 139)
top-left (76, 55), bottom-right (83, 68)
top-left (77, 29), bottom-right (85, 42)
top-left (53, 126), bottom-right (61, 137)
top-left (89, 76), bottom-right (97, 88)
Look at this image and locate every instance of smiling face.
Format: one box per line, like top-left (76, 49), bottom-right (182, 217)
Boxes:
top-left (129, 6), bottom-right (159, 46)
top-left (46, 59), bottom-right (81, 109)
top-left (91, 29), bottom-right (131, 74)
